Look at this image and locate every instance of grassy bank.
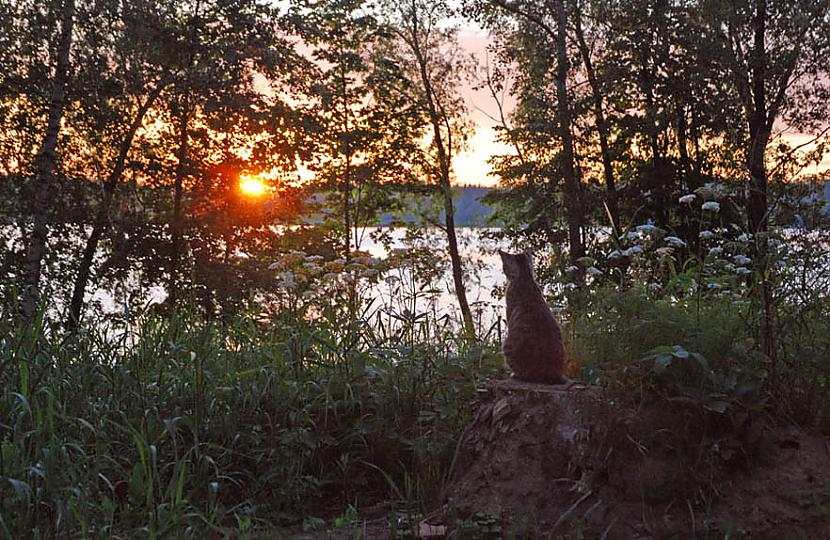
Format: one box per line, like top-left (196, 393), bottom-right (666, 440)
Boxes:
top-left (0, 308), bottom-right (506, 537)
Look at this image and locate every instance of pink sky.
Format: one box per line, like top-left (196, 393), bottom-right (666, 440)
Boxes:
top-left (451, 28), bottom-right (830, 186)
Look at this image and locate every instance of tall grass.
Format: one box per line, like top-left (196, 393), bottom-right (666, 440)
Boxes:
top-left (0, 305), bottom-right (503, 537)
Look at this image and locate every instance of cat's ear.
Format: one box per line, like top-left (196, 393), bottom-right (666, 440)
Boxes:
top-left (499, 250), bottom-right (520, 279)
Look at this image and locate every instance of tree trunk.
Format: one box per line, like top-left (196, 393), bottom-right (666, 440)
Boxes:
top-left (573, 4), bottom-right (618, 234)
top-left (168, 110), bottom-right (190, 307)
top-left (747, 0), bottom-right (769, 234)
top-left (20, 0), bottom-right (75, 324)
top-left (66, 85), bottom-right (166, 328)
top-left (554, 0), bottom-right (584, 263)
top-left (405, 5), bottom-right (476, 339)
top-left (443, 185), bottom-right (476, 338)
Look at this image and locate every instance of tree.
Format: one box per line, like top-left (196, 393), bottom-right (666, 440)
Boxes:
top-left (702, 0), bottom-right (830, 234)
top-left (19, 0), bottom-right (75, 323)
top-left (468, 0), bottom-right (586, 265)
top-left (66, 2), bottom-right (174, 328)
top-left (290, 0), bottom-right (424, 259)
top-left (387, 0), bottom-right (478, 338)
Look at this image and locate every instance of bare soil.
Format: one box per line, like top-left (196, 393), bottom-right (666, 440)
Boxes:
top-left (442, 379), bottom-right (830, 539)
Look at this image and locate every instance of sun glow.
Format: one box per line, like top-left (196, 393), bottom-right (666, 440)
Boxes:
top-left (239, 175), bottom-right (268, 196)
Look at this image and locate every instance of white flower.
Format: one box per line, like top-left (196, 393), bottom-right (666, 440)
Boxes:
top-left (587, 267), bottom-right (603, 276)
top-left (626, 230), bottom-right (640, 241)
top-left (636, 224), bottom-right (663, 236)
top-left (268, 261), bottom-right (286, 270)
top-left (289, 250), bottom-right (306, 257)
top-left (737, 233), bottom-right (751, 242)
top-left (655, 247), bottom-right (675, 257)
top-left (733, 255), bottom-right (752, 265)
top-left (699, 230), bottom-right (716, 240)
top-left (607, 250), bottom-right (622, 260)
top-left (702, 201), bottom-right (720, 212)
top-left (708, 247), bottom-right (723, 257)
top-left (734, 267), bottom-right (752, 275)
top-left (304, 255), bottom-right (324, 262)
top-left (707, 283), bottom-right (722, 290)
top-left (648, 283), bottom-right (662, 291)
top-left (301, 290), bottom-right (315, 299)
top-left (622, 246), bottom-right (643, 257)
top-left (664, 236), bottom-right (686, 248)
top-left (679, 194), bottom-right (696, 204)
top-left (322, 273), bottom-right (339, 281)
top-left (565, 265), bottom-right (579, 273)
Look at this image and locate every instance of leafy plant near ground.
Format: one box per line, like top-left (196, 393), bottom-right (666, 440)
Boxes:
top-left (0, 301), bottom-right (504, 537)
top-left (561, 183), bottom-right (830, 499)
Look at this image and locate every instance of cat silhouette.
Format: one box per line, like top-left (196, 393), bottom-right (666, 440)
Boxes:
top-left (499, 250), bottom-right (566, 384)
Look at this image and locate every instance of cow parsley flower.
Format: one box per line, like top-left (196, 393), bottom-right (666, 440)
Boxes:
top-left (733, 255), bottom-right (752, 265)
top-left (678, 194), bottom-right (696, 204)
top-left (664, 236), bottom-right (686, 248)
top-left (702, 201), bottom-right (720, 212)
top-left (699, 230), bottom-right (716, 240)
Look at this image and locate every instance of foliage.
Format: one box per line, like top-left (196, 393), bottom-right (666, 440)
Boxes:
top-left (0, 299), bottom-right (501, 537)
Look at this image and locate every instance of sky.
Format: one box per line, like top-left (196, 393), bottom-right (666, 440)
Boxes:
top-left (265, 9), bottom-right (829, 189)
top-left (452, 28), bottom-right (514, 187)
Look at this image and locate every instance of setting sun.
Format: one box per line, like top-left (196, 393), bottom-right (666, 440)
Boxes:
top-left (239, 176), bottom-right (267, 196)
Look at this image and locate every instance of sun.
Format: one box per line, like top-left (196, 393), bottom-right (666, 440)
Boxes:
top-left (239, 175), bottom-right (268, 196)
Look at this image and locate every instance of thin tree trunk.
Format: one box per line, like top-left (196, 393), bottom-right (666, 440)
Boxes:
top-left (405, 3), bottom-right (476, 338)
top-left (676, 103), bottom-right (691, 180)
top-left (66, 85), bottom-right (166, 327)
top-left (341, 60), bottom-right (353, 261)
top-left (690, 104), bottom-right (702, 175)
top-left (21, 0), bottom-right (75, 323)
top-left (554, 0), bottom-right (584, 263)
top-left (168, 110), bottom-right (190, 307)
top-left (573, 3), bottom-right (618, 232)
top-left (747, 0), bottom-right (769, 235)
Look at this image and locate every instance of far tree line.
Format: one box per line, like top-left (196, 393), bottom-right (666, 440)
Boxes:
top-left (1, 0), bottom-right (829, 331)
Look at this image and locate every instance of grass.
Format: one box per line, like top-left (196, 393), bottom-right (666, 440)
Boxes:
top-left (0, 306), bottom-right (504, 538)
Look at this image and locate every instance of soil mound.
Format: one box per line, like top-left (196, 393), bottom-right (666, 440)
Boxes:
top-left (444, 379), bottom-right (830, 539)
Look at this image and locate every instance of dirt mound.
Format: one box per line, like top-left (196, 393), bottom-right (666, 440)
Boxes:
top-left (444, 379), bottom-right (830, 539)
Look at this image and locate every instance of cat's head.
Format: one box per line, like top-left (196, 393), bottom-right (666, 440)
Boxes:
top-left (498, 250), bottom-right (534, 282)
